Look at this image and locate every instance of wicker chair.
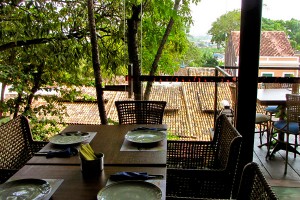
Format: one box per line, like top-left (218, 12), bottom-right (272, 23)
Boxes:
top-left (263, 83), bottom-right (293, 122)
top-left (166, 114), bottom-right (242, 199)
top-left (236, 162), bottom-right (278, 200)
top-left (0, 115), bottom-right (48, 183)
top-left (271, 94), bottom-right (300, 174)
top-left (166, 162), bottom-right (278, 200)
top-left (229, 83), bottom-right (270, 148)
top-left (115, 100), bottom-right (167, 124)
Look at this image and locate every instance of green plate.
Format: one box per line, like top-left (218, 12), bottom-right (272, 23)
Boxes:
top-left (0, 179), bottom-right (51, 200)
top-left (49, 131), bottom-right (90, 145)
top-left (97, 181), bottom-right (162, 200)
top-left (125, 130), bottom-right (166, 144)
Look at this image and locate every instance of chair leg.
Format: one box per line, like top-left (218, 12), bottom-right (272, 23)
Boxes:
top-left (257, 121), bottom-right (270, 149)
top-left (294, 135), bottom-right (298, 158)
top-left (266, 125), bottom-right (271, 158)
top-left (267, 125), bottom-right (276, 159)
top-left (284, 134), bottom-right (290, 175)
top-left (259, 123), bottom-right (263, 146)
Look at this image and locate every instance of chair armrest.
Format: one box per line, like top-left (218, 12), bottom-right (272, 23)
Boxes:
top-left (167, 140), bottom-right (217, 169)
top-left (167, 168), bottom-right (233, 199)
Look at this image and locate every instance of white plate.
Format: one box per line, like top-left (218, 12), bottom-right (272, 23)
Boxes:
top-left (0, 179), bottom-right (51, 200)
top-left (125, 130), bottom-right (166, 144)
top-left (49, 131), bottom-right (90, 145)
top-left (97, 181), bottom-right (162, 200)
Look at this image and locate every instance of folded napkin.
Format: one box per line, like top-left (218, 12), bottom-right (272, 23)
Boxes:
top-left (46, 147), bottom-right (78, 158)
top-left (110, 172), bottom-right (163, 181)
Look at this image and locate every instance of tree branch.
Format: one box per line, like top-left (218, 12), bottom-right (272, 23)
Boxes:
top-left (0, 31), bottom-right (86, 51)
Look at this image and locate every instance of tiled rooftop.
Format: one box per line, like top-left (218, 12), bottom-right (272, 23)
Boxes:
top-left (231, 31), bottom-right (295, 56)
top-left (36, 67), bottom-right (266, 141)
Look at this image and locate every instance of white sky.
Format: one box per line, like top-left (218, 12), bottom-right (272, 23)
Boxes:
top-left (190, 0), bottom-right (300, 36)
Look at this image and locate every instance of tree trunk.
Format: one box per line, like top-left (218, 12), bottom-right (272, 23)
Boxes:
top-left (127, 4), bottom-right (142, 100)
top-left (0, 83), bottom-right (6, 118)
top-left (143, 0), bottom-right (181, 100)
top-left (87, 0), bottom-right (108, 124)
top-left (24, 64), bottom-right (44, 114)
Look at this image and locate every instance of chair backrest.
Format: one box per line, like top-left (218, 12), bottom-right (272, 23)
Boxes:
top-left (237, 162), bottom-right (278, 200)
top-left (285, 94), bottom-right (300, 124)
top-left (229, 83), bottom-right (237, 103)
top-left (0, 115), bottom-right (46, 182)
top-left (228, 83), bottom-right (237, 115)
top-left (115, 100), bottom-right (167, 124)
top-left (166, 114), bottom-right (242, 199)
top-left (213, 114), bottom-right (242, 171)
top-left (167, 114), bottom-right (242, 170)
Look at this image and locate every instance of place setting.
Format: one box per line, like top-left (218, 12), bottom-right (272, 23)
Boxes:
top-left (0, 178), bottom-right (63, 200)
top-left (120, 127), bottom-right (167, 151)
top-left (77, 144), bottom-right (164, 199)
top-left (97, 171), bottom-right (164, 200)
top-left (34, 131), bottom-right (97, 158)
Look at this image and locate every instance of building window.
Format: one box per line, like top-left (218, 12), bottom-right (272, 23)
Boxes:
top-left (261, 72), bottom-right (274, 77)
top-left (283, 72), bottom-right (294, 77)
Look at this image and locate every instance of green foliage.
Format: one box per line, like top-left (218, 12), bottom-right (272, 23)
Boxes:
top-left (167, 132), bottom-right (180, 140)
top-left (0, 116), bottom-right (10, 125)
top-left (0, 0), bottom-right (198, 139)
top-left (181, 42), bottom-right (204, 67)
top-left (29, 115), bottom-right (67, 141)
top-left (208, 9), bottom-right (241, 48)
top-left (202, 51), bottom-right (218, 67)
top-left (107, 118), bottom-right (119, 125)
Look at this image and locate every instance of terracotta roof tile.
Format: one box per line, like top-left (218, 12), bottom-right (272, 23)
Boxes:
top-left (230, 31), bottom-right (294, 56)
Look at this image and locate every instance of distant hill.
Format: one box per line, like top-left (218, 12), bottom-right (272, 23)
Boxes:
top-left (187, 35), bottom-right (218, 48)
top-left (188, 35), bottom-right (212, 42)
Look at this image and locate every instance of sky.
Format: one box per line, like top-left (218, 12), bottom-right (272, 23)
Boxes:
top-left (190, 0), bottom-right (300, 36)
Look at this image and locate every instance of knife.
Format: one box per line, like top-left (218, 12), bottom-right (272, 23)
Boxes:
top-left (34, 152), bottom-right (51, 156)
top-left (110, 172), bottom-right (164, 181)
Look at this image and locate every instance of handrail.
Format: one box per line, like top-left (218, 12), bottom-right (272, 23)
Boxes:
top-left (104, 65), bottom-right (300, 132)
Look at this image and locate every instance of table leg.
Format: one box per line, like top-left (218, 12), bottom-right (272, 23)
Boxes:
top-left (269, 133), bottom-right (300, 158)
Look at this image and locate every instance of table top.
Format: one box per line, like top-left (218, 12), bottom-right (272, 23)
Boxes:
top-left (8, 164), bottom-right (166, 200)
top-left (257, 88), bottom-right (292, 106)
top-left (27, 124), bottom-right (167, 166)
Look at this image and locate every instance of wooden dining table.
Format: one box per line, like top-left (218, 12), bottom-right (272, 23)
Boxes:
top-left (8, 165), bottom-right (166, 200)
top-left (257, 88), bottom-right (292, 111)
top-left (5, 124), bottom-right (168, 199)
top-left (28, 124), bottom-right (167, 166)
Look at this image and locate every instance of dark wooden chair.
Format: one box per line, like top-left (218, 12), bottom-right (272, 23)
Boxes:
top-left (166, 114), bottom-right (242, 199)
top-left (115, 100), bottom-right (167, 124)
top-left (0, 115), bottom-right (48, 183)
top-left (166, 162), bottom-right (278, 200)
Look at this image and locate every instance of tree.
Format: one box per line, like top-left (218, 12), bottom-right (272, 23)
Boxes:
top-left (143, 0), bottom-right (181, 100)
top-left (0, 1), bottom-right (106, 138)
top-left (87, 0), bottom-right (107, 124)
top-left (182, 42), bottom-right (205, 67)
top-left (208, 9), bottom-right (241, 48)
top-left (0, 0), bottom-right (198, 138)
